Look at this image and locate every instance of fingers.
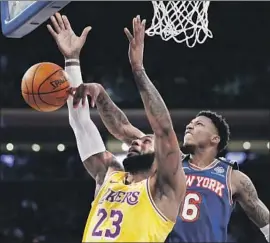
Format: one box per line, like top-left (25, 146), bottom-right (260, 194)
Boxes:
top-left (68, 87), bottom-right (76, 97)
top-left (132, 17), bottom-right (136, 37)
top-left (135, 15), bottom-right (140, 34)
top-left (90, 90), bottom-right (98, 108)
top-left (55, 12), bottom-right (65, 31)
top-left (142, 19), bottom-right (146, 31)
top-left (81, 86), bottom-right (88, 107)
top-left (139, 18), bottom-right (146, 40)
top-left (135, 15), bottom-right (146, 42)
top-left (124, 28), bottom-right (133, 42)
top-left (50, 15), bottom-right (61, 34)
top-left (47, 24), bottom-right (57, 39)
top-left (90, 98), bottom-right (95, 108)
top-left (128, 15), bottom-right (146, 42)
top-left (62, 15), bottom-right (71, 30)
top-left (73, 84), bottom-right (85, 108)
top-left (49, 12), bottom-right (66, 35)
top-left (80, 26), bottom-right (92, 43)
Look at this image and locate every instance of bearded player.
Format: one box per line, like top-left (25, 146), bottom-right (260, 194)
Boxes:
top-left (86, 77), bottom-right (269, 240)
top-left (48, 13), bottom-right (186, 242)
top-left (48, 13), bottom-right (269, 243)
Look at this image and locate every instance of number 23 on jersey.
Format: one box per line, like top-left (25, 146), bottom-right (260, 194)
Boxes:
top-left (91, 208), bottom-right (123, 239)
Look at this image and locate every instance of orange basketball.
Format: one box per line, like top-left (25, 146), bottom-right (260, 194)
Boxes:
top-left (21, 62), bottom-right (70, 112)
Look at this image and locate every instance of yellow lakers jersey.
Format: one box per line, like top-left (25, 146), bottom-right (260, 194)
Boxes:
top-left (82, 171), bottom-right (174, 242)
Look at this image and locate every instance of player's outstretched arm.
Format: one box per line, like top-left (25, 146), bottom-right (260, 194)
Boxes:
top-left (47, 13), bottom-right (144, 146)
top-left (47, 13), bottom-right (123, 194)
top-left (232, 170), bottom-right (269, 242)
top-left (124, 16), bottom-right (186, 205)
top-left (72, 83), bottom-right (145, 145)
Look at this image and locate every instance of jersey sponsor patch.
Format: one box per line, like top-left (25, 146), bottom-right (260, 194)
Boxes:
top-left (211, 166), bottom-right (226, 177)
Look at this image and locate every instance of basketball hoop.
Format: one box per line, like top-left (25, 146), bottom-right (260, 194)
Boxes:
top-left (145, 1), bottom-right (213, 48)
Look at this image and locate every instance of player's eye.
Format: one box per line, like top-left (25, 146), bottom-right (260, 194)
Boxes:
top-left (144, 139), bottom-right (151, 144)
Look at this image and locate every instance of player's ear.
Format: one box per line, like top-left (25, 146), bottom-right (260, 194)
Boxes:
top-left (211, 135), bottom-right (220, 145)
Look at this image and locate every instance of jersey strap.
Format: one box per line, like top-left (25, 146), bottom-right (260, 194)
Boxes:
top-left (182, 154), bottom-right (239, 170)
top-left (217, 157), bottom-right (239, 170)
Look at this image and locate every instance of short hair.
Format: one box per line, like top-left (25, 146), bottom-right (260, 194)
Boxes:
top-left (196, 110), bottom-right (230, 152)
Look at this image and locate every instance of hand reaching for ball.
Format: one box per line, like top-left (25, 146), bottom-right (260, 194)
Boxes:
top-left (47, 13), bottom-right (91, 59)
top-left (69, 83), bottom-right (103, 108)
top-left (124, 15), bottom-right (146, 70)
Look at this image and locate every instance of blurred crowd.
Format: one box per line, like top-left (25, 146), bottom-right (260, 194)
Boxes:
top-left (0, 150), bottom-right (269, 182)
top-left (1, 53), bottom-right (269, 109)
top-left (0, 180), bottom-right (92, 243)
top-left (0, 151), bottom-right (269, 243)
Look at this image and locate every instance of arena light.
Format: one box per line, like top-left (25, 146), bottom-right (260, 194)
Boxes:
top-left (121, 143), bottom-right (129, 152)
top-left (267, 142), bottom-right (270, 150)
top-left (32, 144), bottom-right (40, 152)
top-left (243, 141), bottom-right (251, 150)
top-left (57, 144), bottom-right (65, 152)
top-left (6, 143), bottom-right (14, 151)
top-left (226, 152), bottom-right (246, 165)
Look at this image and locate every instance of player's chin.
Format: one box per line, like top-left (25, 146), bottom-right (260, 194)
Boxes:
top-left (127, 151), bottom-right (141, 157)
top-left (182, 139), bottom-right (196, 154)
top-left (184, 133), bottom-right (195, 144)
top-left (182, 143), bottom-right (196, 154)
top-left (183, 139), bottom-right (193, 146)
top-left (123, 153), bottom-right (155, 174)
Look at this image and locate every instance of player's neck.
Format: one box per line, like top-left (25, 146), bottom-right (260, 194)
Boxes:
top-left (126, 171), bottom-right (150, 184)
top-left (189, 148), bottom-right (217, 168)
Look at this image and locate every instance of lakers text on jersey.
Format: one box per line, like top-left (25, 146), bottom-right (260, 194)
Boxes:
top-left (83, 171), bottom-right (174, 242)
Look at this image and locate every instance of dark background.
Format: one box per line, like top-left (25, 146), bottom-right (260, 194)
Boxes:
top-left (0, 1), bottom-right (269, 243)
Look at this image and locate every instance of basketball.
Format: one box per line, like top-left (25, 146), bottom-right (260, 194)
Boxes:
top-left (21, 62), bottom-right (70, 112)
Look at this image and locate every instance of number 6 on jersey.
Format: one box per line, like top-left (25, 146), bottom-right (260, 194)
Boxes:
top-left (180, 192), bottom-right (202, 222)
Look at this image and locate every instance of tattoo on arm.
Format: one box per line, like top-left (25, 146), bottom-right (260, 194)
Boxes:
top-left (96, 88), bottom-right (143, 144)
top-left (238, 175), bottom-right (269, 228)
top-left (133, 68), bottom-right (184, 199)
top-left (133, 69), bottom-right (173, 135)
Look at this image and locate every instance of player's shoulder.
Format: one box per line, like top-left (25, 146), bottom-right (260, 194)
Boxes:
top-left (230, 169), bottom-right (254, 197)
top-left (217, 157), bottom-right (239, 170)
top-left (104, 170), bottom-right (126, 184)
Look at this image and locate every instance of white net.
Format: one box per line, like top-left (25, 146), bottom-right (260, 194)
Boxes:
top-left (145, 1), bottom-right (213, 48)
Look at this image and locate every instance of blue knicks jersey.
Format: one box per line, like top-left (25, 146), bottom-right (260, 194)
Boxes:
top-left (166, 157), bottom-right (238, 243)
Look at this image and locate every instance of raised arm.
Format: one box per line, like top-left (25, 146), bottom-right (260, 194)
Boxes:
top-left (232, 170), bottom-right (269, 242)
top-left (48, 13), bottom-right (143, 146)
top-left (72, 83), bottom-right (145, 145)
top-left (124, 16), bottom-right (186, 203)
top-left (47, 13), bottom-right (123, 195)
top-left (96, 85), bottom-right (145, 144)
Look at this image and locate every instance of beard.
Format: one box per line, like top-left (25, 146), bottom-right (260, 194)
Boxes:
top-left (123, 153), bottom-right (155, 175)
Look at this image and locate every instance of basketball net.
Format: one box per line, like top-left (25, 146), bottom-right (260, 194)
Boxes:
top-left (145, 1), bottom-right (212, 48)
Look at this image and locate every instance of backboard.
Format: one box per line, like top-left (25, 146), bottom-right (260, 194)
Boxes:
top-left (1, 1), bottom-right (70, 38)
